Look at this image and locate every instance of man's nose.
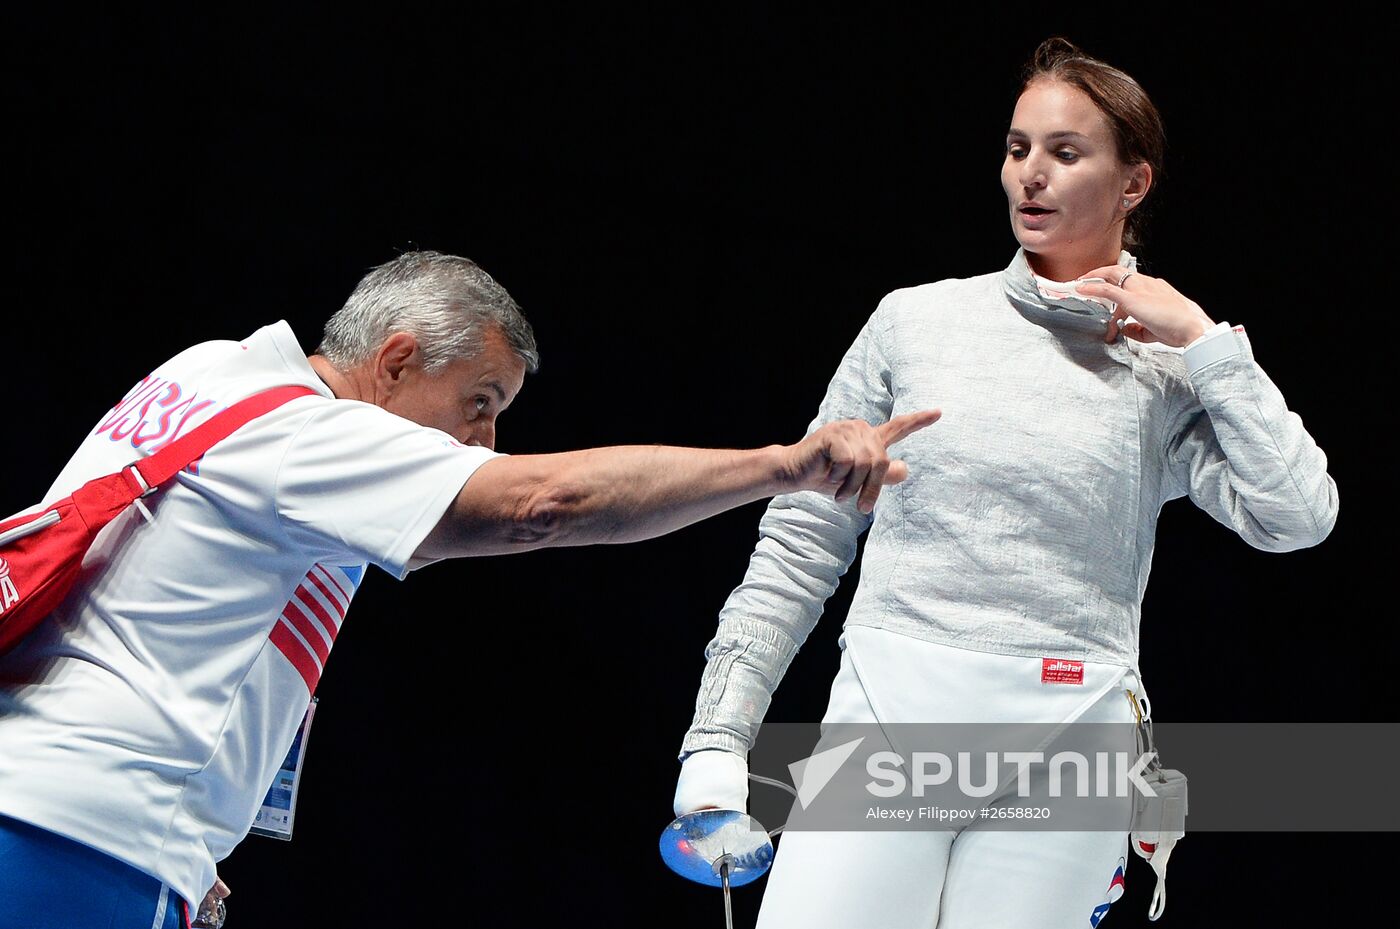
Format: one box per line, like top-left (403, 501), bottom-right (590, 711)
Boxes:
top-left (468, 417), bottom-right (497, 451)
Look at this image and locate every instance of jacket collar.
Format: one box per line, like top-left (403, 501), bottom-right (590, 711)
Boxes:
top-left (1000, 247), bottom-right (1138, 335)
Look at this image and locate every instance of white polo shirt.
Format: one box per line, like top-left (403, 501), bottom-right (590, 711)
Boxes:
top-left (0, 320), bottom-right (498, 906)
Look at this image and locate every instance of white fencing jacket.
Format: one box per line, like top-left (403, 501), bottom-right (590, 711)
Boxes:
top-left (680, 248), bottom-right (1338, 759)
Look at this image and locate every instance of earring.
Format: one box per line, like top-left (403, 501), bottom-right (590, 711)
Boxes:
top-left (1122, 199), bottom-right (1131, 207)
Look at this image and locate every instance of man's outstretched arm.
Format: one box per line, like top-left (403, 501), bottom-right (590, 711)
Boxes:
top-left (414, 410), bottom-right (939, 559)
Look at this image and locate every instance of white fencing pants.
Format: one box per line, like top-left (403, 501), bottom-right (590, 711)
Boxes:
top-left (755, 627), bottom-right (1141, 929)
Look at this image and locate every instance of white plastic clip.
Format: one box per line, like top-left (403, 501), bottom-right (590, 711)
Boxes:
top-left (126, 465), bottom-right (157, 524)
top-left (126, 465), bottom-right (158, 498)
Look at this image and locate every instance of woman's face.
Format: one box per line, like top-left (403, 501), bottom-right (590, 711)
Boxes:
top-left (1001, 78), bottom-right (1146, 279)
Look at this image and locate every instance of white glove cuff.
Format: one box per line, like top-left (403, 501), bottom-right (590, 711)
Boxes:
top-left (1183, 320), bottom-right (1239, 374)
top-left (674, 749), bottom-right (749, 817)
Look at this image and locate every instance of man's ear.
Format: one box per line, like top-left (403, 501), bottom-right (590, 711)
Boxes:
top-left (372, 332), bottom-right (421, 395)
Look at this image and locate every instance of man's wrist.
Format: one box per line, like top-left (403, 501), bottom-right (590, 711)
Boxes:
top-left (760, 443), bottom-right (796, 496)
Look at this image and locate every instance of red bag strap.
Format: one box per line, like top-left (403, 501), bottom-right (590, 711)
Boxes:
top-left (130, 385), bottom-right (319, 492)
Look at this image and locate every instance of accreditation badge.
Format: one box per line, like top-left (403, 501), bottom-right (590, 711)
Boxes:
top-left (251, 697), bottom-right (319, 840)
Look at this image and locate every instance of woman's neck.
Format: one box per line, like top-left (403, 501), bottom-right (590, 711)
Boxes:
top-left (1024, 243), bottom-right (1125, 283)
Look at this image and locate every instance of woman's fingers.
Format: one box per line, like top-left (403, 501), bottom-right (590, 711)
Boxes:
top-left (1082, 264), bottom-right (1132, 285)
top-left (1120, 322), bottom-right (1162, 343)
top-left (1078, 278), bottom-right (1129, 305)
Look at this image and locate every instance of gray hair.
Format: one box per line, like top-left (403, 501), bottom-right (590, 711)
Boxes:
top-left (318, 250), bottom-right (540, 375)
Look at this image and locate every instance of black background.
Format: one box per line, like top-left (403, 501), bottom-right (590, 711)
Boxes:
top-left (4, 8), bottom-right (1388, 928)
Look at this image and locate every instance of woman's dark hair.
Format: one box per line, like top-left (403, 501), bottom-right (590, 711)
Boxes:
top-left (1020, 37), bottom-right (1166, 252)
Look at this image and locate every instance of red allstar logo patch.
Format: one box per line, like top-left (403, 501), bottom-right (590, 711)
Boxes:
top-left (1041, 658), bottom-right (1084, 684)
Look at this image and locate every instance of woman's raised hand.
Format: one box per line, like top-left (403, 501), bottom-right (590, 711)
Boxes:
top-left (1076, 265), bottom-right (1216, 347)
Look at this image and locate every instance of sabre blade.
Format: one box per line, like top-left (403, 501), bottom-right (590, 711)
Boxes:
top-left (721, 860), bottom-right (733, 929)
